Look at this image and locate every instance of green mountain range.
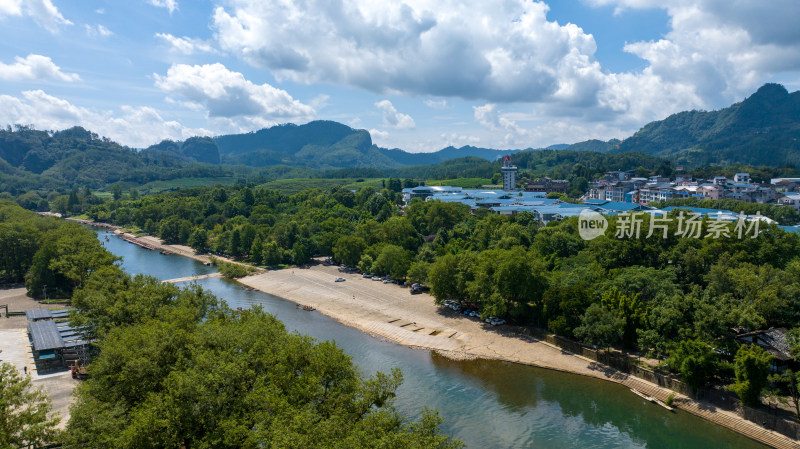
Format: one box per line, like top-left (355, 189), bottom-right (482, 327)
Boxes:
top-left (212, 120), bottom-right (531, 169)
top-left (611, 83), bottom-right (800, 166)
top-left (2, 83), bottom-right (800, 195)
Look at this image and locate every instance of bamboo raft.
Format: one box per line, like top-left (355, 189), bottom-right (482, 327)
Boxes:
top-left (630, 388), bottom-right (675, 411)
top-left (120, 234), bottom-right (158, 250)
top-left (630, 388), bottom-right (655, 402)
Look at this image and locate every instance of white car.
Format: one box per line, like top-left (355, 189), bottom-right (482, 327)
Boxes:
top-left (334, 277), bottom-right (346, 282)
top-left (486, 317), bottom-right (506, 326)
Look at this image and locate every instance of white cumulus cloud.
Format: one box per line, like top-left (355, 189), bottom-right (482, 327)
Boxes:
top-left (85, 24), bottom-right (113, 38)
top-left (0, 90), bottom-right (211, 148)
top-left (148, 0), bottom-right (177, 14)
top-left (155, 33), bottom-right (216, 54)
top-left (0, 54), bottom-right (79, 82)
top-left (424, 99), bottom-right (448, 109)
top-left (473, 103), bottom-right (529, 146)
top-left (0, 0), bottom-right (71, 33)
top-left (586, 0), bottom-right (800, 103)
top-left (0, 0), bottom-right (22, 15)
top-left (211, 0), bottom-right (800, 144)
top-left (153, 63), bottom-right (315, 126)
top-left (375, 100), bottom-right (415, 129)
top-left (368, 128), bottom-right (389, 140)
top-left (212, 0), bottom-right (599, 104)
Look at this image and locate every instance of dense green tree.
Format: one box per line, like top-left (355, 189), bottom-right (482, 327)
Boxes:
top-left (241, 187), bottom-right (255, 207)
top-left (64, 275), bottom-right (461, 448)
top-left (158, 215), bottom-right (182, 243)
top-left (372, 245), bottom-right (413, 279)
top-left (387, 178), bottom-right (402, 193)
top-left (67, 189), bottom-right (80, 213)
top-left (46, 230), bottom-right (119, 291)
top-left (333, 235), bottom-right (367, 267)
top-left (229, 228), bottom-right (243, 258)
top-left (665, 339), bottom-right (718, 393)
top-left (601, 288), bottom-right (647, 348)
top-left (249, 236), bottom-right (264, 265)
top-left (769, 369), bottom-right (800, 420)
top-left (188, 228), bottom-right (208, 252)
top-left (406, 261), bottom-right (431, 284)
top-left (111, 183), bottom-right (123, 201)
top-left (0, 362), bottom-right (61, 447)
top-left (358, 254), bottom-right (374, 274)
top-left (0, 222), bottom-right (40, 282)
top-left (574, 303), bottom-right (624, 350)
top-left (428, 253), bottom-right (463, 303)
top-left (262, 239), bottom-right (283, 267)
top-left (292, 242), bottom-right (311, 266)
top-left (730, 345), bottom-right (773, 406)
top-left (541, 285), bottom-right (593, 337)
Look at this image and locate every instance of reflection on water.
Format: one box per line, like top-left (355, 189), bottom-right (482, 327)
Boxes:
top-left (97, 229), bottom-right (766, 449)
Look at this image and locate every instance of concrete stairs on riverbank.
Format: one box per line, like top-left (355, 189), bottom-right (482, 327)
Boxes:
top-left (362, 320), bottom-right (462, 351)
top-left (614, 374), bottom-right (800, 449)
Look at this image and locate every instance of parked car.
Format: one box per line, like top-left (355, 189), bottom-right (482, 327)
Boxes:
top-left (410, 288), bottom-right (422, 295)
top-left (334, 277), bottom-right (346, 282)
top-left (485, 317), bottom-right (506, 326)
top-left (363, 273), bottom-right (372, 278)
top-left (442, 300), bottom-right (462, 312)
top-left (372, 276), bottom-right (381, 281)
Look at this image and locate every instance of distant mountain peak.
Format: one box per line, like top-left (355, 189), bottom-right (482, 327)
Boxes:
top-left (751, 83), bottom-right (789, 98)
top-left (612, 83), bottom-right (800, 166)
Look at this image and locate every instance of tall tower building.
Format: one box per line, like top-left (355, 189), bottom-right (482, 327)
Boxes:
top-left (501, 155), bottom-right (517, 191)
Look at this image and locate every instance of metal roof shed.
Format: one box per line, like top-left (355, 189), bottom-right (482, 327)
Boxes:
top-left (29, 320), bottom-right (65, 352)
top-left (25, 309), bottom-right (53, 321)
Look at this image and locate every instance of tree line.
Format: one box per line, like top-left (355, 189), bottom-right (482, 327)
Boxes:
top-left (83, 184), bottom-right (800, 411)
top-left (0, 200), bottom-right (118, 297)
top-left (0, 200), bottom-right (461, 447)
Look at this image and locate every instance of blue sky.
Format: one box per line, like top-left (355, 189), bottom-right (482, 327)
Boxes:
top-left (1, 0), bottom-right (799, 152)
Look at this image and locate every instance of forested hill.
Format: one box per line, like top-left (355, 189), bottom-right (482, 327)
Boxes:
top-left (213, 120), bottom-right (534, 168)
top-left (215, 121), bottom-right (400, 169)
top-left (0, 126), bottom-right (227, 193)
top-left (612, 83), bottom-right (800, 166)
top-left (377, 145), bottom-right (526, 166)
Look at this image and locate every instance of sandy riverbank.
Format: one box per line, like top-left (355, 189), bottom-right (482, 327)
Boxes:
top-left (96, 228), bottom-right (799, 447)
top-left (237, 264), bottom-right (800, 449)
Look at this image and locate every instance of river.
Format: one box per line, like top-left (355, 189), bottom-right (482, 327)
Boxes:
top-left (98, 229), bottom-right (766, 448)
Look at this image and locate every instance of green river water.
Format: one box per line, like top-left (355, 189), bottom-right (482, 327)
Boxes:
top-left (99, 229), bottom-right (767, 448)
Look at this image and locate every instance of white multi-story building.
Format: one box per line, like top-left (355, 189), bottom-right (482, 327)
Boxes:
top-left (501, 156), bottom-right (518, 191)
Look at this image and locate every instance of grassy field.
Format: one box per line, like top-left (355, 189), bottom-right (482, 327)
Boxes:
top-left (137, 177), bottom-right (237, 194)
top-left (427, 178), bottom-right (493, 188)
top-left (92, 191), bottom-right (114, 200)
top-left (257, 178), bottom-right (386, 194)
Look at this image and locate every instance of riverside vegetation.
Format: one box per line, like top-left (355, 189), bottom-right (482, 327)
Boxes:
top-left (78, 183), bottom-right (800, 414)
top-left (0, 201), bottom-right (462, 448)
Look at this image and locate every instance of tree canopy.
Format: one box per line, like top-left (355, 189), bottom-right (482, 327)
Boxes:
top-left (65, 270), bottom-right (461, 448)
top-left (0, 362), bottom-right (61, 447)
